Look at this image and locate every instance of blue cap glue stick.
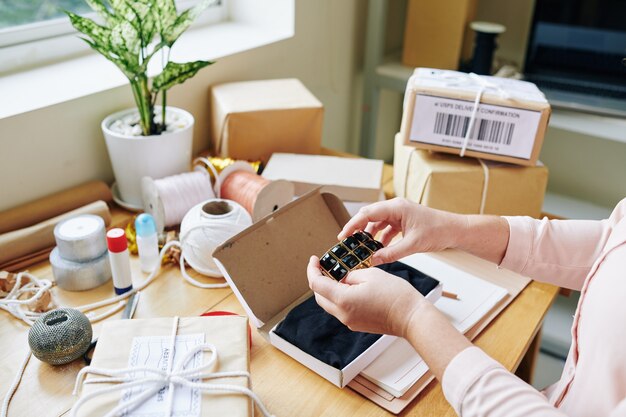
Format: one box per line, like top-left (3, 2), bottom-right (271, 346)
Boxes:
top-left (135, 213), bottom-right (160, 273)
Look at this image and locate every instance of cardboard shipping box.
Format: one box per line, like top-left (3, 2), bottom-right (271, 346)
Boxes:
top-left (211, 79), bottom-right (324, 163)
top-left (213, 189), bottom-right (441, 388)
top-left (74, 316), bottom-right (251, 417)
top-left (393, 133), bottom-right (548, 218)
top-left (262, 153), bottom-right (384, 203)
top-left (402, 0), bottom-right (477, 70)
top-left (400, 68), bottom-right (551, 166)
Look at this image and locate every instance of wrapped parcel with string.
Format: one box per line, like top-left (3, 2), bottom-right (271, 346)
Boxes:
top-left (400, 68), bottom-right (551, 166)
top-left (70, 316), bottom-right (264, 417)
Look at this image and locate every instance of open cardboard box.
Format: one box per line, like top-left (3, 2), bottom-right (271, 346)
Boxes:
top-left (213, 188), bottom-right (442, 388)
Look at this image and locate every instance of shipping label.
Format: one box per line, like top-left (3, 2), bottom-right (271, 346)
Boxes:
top-left (409, 94), bottom-right (542, 160)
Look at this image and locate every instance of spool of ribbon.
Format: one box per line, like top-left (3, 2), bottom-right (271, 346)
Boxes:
top-left (70, 316), bottom-right (275, 417)
top-left (217, 162), bottom-right (294, 222)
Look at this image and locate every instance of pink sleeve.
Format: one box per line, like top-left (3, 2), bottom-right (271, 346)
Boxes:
top-left (442, 347), bottom-right (567, 417)
top-left (498, 198), bottom-right (626, 290)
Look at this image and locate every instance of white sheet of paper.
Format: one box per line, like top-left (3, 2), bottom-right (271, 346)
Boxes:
top-left (119, 333), bottom-right (205, 417)
top-left (360, 253), bottom-right (508, 396)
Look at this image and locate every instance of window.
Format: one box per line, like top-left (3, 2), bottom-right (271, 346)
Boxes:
top-left (0, 0), bottom-right (227, 73)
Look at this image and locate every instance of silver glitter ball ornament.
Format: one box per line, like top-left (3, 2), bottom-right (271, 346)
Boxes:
top-left (28, 308), bottom-right (93, 365)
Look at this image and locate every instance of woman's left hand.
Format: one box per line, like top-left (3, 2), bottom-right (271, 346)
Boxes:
top-left (306, 255), bottom-right (426, 337)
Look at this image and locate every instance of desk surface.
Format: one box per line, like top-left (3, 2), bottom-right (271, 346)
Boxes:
top-left (0, 164), bottom-right (559, 417)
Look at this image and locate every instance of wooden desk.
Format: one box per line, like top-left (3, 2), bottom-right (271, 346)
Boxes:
top-left (0, 169), bottom-right (559, 417)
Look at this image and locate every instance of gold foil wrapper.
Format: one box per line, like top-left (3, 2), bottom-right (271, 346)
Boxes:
top-left (197, 157), bottom-right (261, 180)
top-left (124, 218), bottom-right (180, 265)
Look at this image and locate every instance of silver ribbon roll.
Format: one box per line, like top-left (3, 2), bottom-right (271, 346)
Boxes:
top-left (50, 247), bottom-right (111, 291)
top-left (54, 214), bottom-right (107, 262)
top-left (29, 308), bottom-right (93, 365)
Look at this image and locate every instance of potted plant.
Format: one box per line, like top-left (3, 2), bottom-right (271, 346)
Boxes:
top-left (67, 0), bottom-right (214, 207)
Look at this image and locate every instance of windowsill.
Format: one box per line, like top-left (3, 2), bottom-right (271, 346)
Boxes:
top-left (549, 108), bottom-right (626, 144)
top-left (0, 17), bottom-right (293, 120)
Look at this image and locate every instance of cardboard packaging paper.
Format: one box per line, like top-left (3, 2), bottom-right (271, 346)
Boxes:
top-left (73, 316), bottom-right (251, 417)
top-left (212, 189), bottom-right (441, 388)
top-left (393, 133), bottom-right (548, 218)
top-left (262, 153), bottom-right (384, 203)
top-left (400, 68), bottom-right (551, 166)
top-left (211, 79), bottom-right (324, 163)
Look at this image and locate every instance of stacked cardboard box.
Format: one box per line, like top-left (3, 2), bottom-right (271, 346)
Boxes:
top-left (395, 68), bottom-right (551, 217)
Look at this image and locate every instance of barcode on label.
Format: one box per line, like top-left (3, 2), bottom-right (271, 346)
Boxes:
top-left (433, 112), bottom-right (515, 145)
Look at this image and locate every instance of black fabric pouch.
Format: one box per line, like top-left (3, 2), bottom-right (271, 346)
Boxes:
top-left (273, 261), bottom-right (439, 369)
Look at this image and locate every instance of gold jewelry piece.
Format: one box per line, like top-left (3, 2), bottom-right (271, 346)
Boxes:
top-left (320, 231), bottom-right (384, 280)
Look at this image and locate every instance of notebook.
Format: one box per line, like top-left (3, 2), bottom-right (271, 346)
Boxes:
top-left (359, 253), bottom-right (508, 396)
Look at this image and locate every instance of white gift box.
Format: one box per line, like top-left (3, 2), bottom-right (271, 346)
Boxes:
top-left (213, 189), bottom-right (441, 387)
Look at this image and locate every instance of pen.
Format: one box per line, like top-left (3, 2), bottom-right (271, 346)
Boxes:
top-left (442, 291), bottom-right (460, 300)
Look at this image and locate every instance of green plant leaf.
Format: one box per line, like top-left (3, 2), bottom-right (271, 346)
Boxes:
top-left (124, 0), bottom-right (158, 47)
top-left (152, 61), bottom-right (212, 91)
top-left (84, 0), bottom-right (112, 22)
top-left (155, 0), bottom-right (177, 34)
top-left (110, 19), bottom-right (141, 57)
top-left (67, 10), bottom-right (140, 77)
top-left (66, 11), bottom-right (111, 47)
top-left (81, 37), bottom-right (136, 79)
top-left (162, 0), bottom-right (215, 46)
top-left (109, 0), bottom-right (137, 22)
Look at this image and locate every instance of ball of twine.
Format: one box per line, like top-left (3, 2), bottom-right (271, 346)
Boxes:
top-left (180, 199), bottom-right (252, 277)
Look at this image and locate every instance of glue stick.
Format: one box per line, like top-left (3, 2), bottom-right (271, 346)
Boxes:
top-left (106, 228), bottom-right (133, 295)
top-left (135, 213), bottom-right (159, 273)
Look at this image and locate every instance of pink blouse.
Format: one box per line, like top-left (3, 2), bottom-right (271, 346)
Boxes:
top-left (441, 198), bottom-right (626, 417)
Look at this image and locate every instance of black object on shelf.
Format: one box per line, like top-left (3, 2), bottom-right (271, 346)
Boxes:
top-left (469, 21), bottom-right (506, 75)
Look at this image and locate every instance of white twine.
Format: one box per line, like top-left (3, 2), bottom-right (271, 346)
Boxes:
top-left (0, 239), bottom-right (234, 416)
top-left (402, 151), bottom-right (491, 215)
top-left (441, 72), bottom-right (511, 158)
top-left (0, 350), bottom-right (31, 417)
top-left (149, 158), bottom-right (221, 229)
top-left (0, 272), bottom-right (53, 326)
top-left (70, 316), bottom-right (274, 417)
top-left (477, 158), bottom-right (490, 215)
top-left (1, 236), bottom-right (231, 328)
top-left (156, 171), bottom-right (216, 227)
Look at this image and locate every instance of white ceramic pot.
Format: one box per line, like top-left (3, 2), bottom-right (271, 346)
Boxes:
top-left (102, 106), bottom-right (194, 207)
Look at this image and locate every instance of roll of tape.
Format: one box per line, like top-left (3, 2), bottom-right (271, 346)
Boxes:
top-left (53, 214), bottom-right (107, 262)
top-left (29, 308), bottom-right (93, 365)
top-left (50, 247), bottom-right (111, 291)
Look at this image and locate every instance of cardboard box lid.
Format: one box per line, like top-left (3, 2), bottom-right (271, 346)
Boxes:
top-left (212, 78), bottom-right (323, 113)
top-left (212, 188), bottom-right (351, 328)
top-left (262, 153), bottom-right (384, 202)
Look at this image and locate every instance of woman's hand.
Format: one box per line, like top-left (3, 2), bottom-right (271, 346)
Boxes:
top-left (339, 198), bottom-right (465, 265)
top-left (307, 255), bottom-right (473, 381)
top-left (306, 256), bottom-right (426, 337)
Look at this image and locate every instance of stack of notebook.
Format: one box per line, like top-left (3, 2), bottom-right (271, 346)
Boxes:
top-left (348, 250), bottom-right (531, 414)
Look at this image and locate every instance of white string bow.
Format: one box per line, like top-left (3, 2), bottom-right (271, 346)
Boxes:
top-left (71, 317), bottom-right (274, 417)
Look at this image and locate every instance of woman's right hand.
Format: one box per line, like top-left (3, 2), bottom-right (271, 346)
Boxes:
top-left (339, 198), bottom-right (465, 265)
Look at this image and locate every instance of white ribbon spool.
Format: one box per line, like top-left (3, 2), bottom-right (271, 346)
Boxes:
top-left (53, 215), bottom-right (107, 262)
top-left (49, 248), bottom-right (111, 291)
top-left (179, 199), bottom-right (252, 277)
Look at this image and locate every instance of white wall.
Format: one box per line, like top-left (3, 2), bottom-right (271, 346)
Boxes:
top-left (0, 0), bottom-right (367, 211)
